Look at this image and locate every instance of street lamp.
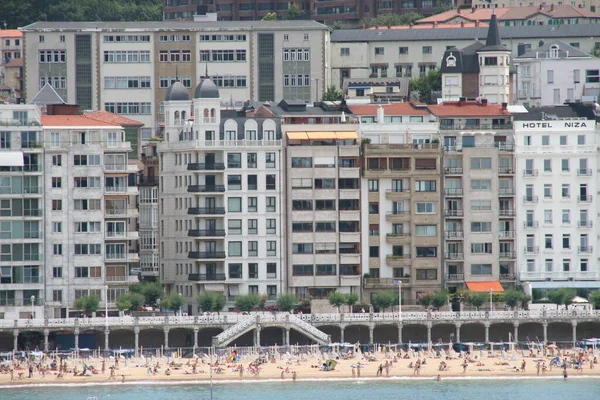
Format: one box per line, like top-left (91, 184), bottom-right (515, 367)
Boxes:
top-left (30, 295), bottom-right (35, 319)
top-left (104, 285), bottom-right (109, 327)
top-left (489, 288), bottom-right (493, 312)
top-left (179, 293), bottom-right (183, 316)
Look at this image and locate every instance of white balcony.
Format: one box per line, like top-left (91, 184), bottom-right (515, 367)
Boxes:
top-left (105, 231), bottom-right (139, 240)
top-left (105, 253), bottom-right (140, 262)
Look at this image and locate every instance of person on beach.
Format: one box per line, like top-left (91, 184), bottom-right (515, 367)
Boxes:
top-left (351, 367), bottom-right (356, 378)
top-left (292, 371), bottom-right (297, 381)
top-left (436, 374), bottom-right (441, 382)
top-left (101, 360), bottom-right (106, 374)
top-left (521, 360), bottom-right (526, 372)
top-left (239, 366), bottom-right (243, 379)
top-left (536, 362), bottom-right (541, 375)
top-left (462, 361), bottom-right (468, 374)
top-left (377, 364), bottom-right (383, 377)
top-left (281, 371), bottom-right (285, 379)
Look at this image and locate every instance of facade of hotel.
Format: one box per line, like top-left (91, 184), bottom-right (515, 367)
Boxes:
top-left (157, 81), bottom-right (285, 313)
top-left (20, 21), bottom-right (330, 138)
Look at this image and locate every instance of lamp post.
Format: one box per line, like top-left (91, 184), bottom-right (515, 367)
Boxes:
top-left (179, 293), bottom-right (183, 316)
top-left (489, 288), bottom-right (493, 312)
top-left (30, 295), bottom-right (35, 319)
top-left (104, 285), bottom-right (109, 328)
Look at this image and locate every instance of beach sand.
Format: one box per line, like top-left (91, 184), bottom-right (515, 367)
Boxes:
top-left (2, 348), bottom-right (600, 386)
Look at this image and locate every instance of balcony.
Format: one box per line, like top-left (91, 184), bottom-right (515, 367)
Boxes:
top-left (385, 189), bottom-right (410, 200)
top-left (499, 251), bottom-right (516, 259)
top-left (386, 255), bottom-right (411, 266)
top-left (578, 195), bottom-right (592, 203)
top-left (444, 167), bottom-right (463, 174)
top-left (444, 188), bottom-right (463, 196)
top-left (578, 220), bottom-right (593, 228)
top-left (440, 123), bottom-right (513, 131)
top-left (386, 233), bottom-right (411, 244)
top-left (499, 188), bottom-right (515, 196)
top-left (188, 251), bottom-right (226, 259)
top-left (188, 207), bottom-right (226, 215)
top-left (188, 229), bottom-right (226, 237)
top-left (444, 145), bottom-right (462, 152)
top-left (523, 195), bottom-right (538, 203)
top-left (105, 252), bottom-right (139, 262)
top-left (523, 221), bottom-right (539, 228)
top-left (105, 208), bottom-right (138, 218)
top-left (445, 252), bottom-right (464, 260)
top-left (499, 273), bottom-right (516, 281)
top-left (106, 275), bottom-right (139, 283)
top-left (385, 211), bottom-right (410, 222)
top-left (444, 231), bottom-right (464, 239)
top-left (446, 273), bottom-right (464, 282)
top-left (188, 273), bottom-right (226, 281)
top-left (363, 277), bottom-right (410, 289)
top-left (499, 230), bottom-right (515, 239)
top-left (524, 246), bottom-right (539, 254)
top-left (188, 185), bottom-right (226, 193)
top-left (498, 166), bottom-right (514, 174)
top-left (577, 169), bottom-right (592, 176)
top-left (105, 231), bottom-right (139, 240)
top-left (187, 162), bottom-right (226, 171)
top-left (578, 246), bottom-right (593, 254)
top-left (523, 169), bottom-right (538, 177)
top-left (499, 209), bottom-right (515, 217)
top-left (444, 209), bottom-right (464, 217)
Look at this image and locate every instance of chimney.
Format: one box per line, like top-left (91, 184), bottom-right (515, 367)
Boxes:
top-left (539, 4), bottom-right (543, 10)
top-left (457, 8), bottom-right (461, 14)
top-left (501, 102), bottom-right (508, 110)
top-left (550, 4), bottom-right (555, 11)
top-left (461, 21), bottom-right (465, 28)
top-left (458, 97), bottom-right (466, 106)
top-left (475, 20), bottom-right (480, 27)
top-left (472, 6), bottom-right (476, 13)
top-left (481, 98), bottom-right (488, 106)
top-left (433, 21), bottom-right (438, 28)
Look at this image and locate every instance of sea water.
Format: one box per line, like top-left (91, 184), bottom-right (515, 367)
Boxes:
top-left (1, 377), bottom-right (600, 400)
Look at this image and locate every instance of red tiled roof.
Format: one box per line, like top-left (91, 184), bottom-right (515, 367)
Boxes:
top-left (4, 58), bottom-right (23, 68)
top-left (84, 110), bottom-right (144, 127)
top-left (0, 30), bottom-right (23, 38)
top-left (348, 102), bottom-right (429, 116)
top-left (369, 22), bottom-right (488, 30)
top-left (466, 281), bottom-right (504, 292)
top-left (41, 115), bottom-right (120, 127)
top-left (428, 102), bottom-right (511, 117)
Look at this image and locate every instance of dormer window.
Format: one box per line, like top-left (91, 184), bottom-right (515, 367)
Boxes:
top-left (446, 53), bottom-right (457, 67)
top-left (549, 44), bottom-right (559, 59)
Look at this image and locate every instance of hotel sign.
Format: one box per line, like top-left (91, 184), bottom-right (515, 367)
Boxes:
top-left (518, 121), bottom-right (594, 131)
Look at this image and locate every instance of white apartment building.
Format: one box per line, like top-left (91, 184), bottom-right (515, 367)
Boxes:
top-left (513, 40), bottom-right (600, 106)
top-left (0, 104), bottom-right (44, 320)
top-left (515, 106), bottom-right (600, 292)
top-left (20, 21), bottom-right (330, 136)
top-left (158, 80), bottom-right (284, 314)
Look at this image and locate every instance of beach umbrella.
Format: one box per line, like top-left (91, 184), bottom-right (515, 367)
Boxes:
top-left (325, 359), bottom-right (337, 371)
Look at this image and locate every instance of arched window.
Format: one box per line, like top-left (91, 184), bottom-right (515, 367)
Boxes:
top-left (211, 108), bottom-right (216, 118)
top-left (204, 108), bottom-right (209, 117)
top-left (549, 45), bottom-right (559, 59)
top-left (181, 110), bottom-right (187, 121)
top-left (174, 110), bottom-right (180, 125)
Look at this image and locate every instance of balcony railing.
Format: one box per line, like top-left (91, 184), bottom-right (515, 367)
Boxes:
top-left (523, 169), bottom-right (538, 177)
top-left (500, 251), bottom-right (516, 259)
top-left (445, 188), bottom-right (463, 196)
top-left (444, 231), bottom-right (464, 239)
top-left (444, 167), bottom-right (463, 174)
top-left (188, 251), bottom-right (226, 259)
top-left (523, 221), bottom-right (539, 228)
top-left (499, 209), bottom-right (515, 217)
top-left (578, 195), bottom-right (592, 203)
top-left (187, 162), bottom-right (226, 171)
top-left (446, 273), bottom-right (464, 281)
top-left (445, 252), bottom-right (464, 260)
top-left (498, 167), bottom-right (514, 174)
top-left (577, 169), bottom-right (592, 176)
top-left (524, 246), bottom-right (539, 254)
top-left (188, 207), bottom-right (226, 215)
top-left (578, 246), bottom-right (593, 254)
top-left (386, 210), bottom-right (410, 215)
top-left (386, 188), bottom-right (410, 193)
top-left (499, 230), bottom-right (515, 239)
top-left (500, 273), bottom-right (516, 281)
top-left (188, 185), bottom-right (226, 193)
top-left (499, 188), bottom-right (515, 195)
top-left (365, 143), bottom-right (439, 151)
top-left (188, 273), bottom-right (226, 281)
top-left (364, 277), bottom-right (409, 287)
top-left (188, 229), bottom-right (226, 237)
top-left (523, 195), bottom-right (538, 203)
top-left (440, 123), bottom-right (513, 131)
top-left (444, 209), bottom-right (464, 217)
top-left (444, 145), bottom-right (462, 152)
top-left (578, 220), bottom-right (593, 228)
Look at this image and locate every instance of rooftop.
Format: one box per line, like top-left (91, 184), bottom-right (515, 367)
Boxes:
top-left (347, 102), bottom-right (429, 116)
top-left (4, 58), bottom-right (23, 68)
top-left (428, 101), bottom-right (511, 117)
top-left (516, 39), bottom-right (592, 59)
top-left (512, 103), bottom-right (599, 120)
top-left (41, 115), bottom-right (121, 127)
top-left (0, 29), bottom-right (23, 38)
top-left (368, 22), bottom-right (488, 29)
top-left (83, 110), bottom-right (144, 127)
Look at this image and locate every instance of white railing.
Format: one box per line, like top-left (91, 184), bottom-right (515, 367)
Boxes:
top-left (213, 317), bottom-right (255, 345)
top-left (289, 315), bottom-right (329, 343)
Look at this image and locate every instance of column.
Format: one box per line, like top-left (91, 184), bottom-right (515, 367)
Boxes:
top-left (484, 322), bottom-right (490, 344)
top-left (571, 321), bottom-right (577, 347)
top-left (13, 329), bottom-right (18, 352)
top-left (193, 327), bottom-right (199, 349)
top-left (542, 322), bottom-right (548, 343)
top-left (340, 326), bottom-right (345, 344)
top-left (513, 322), bottom-right (519, 343)
top-left (104, 328), bottom-right (110, 351)
top-left (43, 329), bottom-right (49, 352)
top-left (74, 328), bottom-right (79, 351)
top-left (134, 327), bottom-right (140, 358)
top-left (164, 328), bottom-right (170, 350)
top-left (255, 326), bottom-right (261, 347)
top-left (398, 324), bottom-right (403, 344)
top-left (455, 323), bottom-right (461, 343)
top-left (368, 325), bottom-right (374, 345)
top-left (285, 328), bottom-right (290, 347)
top-left (426, 323), bottom-right (432, 347)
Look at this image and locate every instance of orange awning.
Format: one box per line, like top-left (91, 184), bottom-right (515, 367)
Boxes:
top-left (307, 131), bottom-right (336, 140)
top-left (286, 132), bottom-right (308, 140)
top-left (335, 131), bottom-right (358, 140)
top-left (466, 281), bottom-right (504, 292)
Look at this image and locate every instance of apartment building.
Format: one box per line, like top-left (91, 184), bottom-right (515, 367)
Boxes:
top-left (330, 23), bottom-right (600, 87)
top-left (514, 104), bottom-right (600, 292)
top-left (0, 30), bottom-right (22, 65)
top-left (513, 40), bottom-right (600, 106)
top-left (0, 104), bottom-right (44, 320)
top-left (139, 141), bottom-right (160, 279)
top-left (42, 113), bottom-right (139, 318)
top-left (157, 80), bottom-right (284, 314)
top-left (351, 103), bottom-right (442, 303)
top-left (21, 21), bottom-right (329, 134)
top-left (428, 100), bottom-right (516, 293)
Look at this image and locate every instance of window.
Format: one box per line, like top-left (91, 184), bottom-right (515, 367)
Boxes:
top-left (266, 263), bottom-right (277, 279)
top-left (416, 247), bottom-right (437, 257)
top-left (293, 265), bottom-right (313, 276)
top-left (375, 47), bottom-right (384, 55)
top-left (471, 222), bottom-right (491, 233)
top-left (544, 159), bottom-right (552, 172)
top-left (228, 263), bottom-right (242, 279)
top-left (316, 222), bottom-right (335, 232)
top-left (471, 179), bottom-right (491, 190)
top-left (227, 153), bottom-right (241, 168)
top-left (416, 202), bottom-right (436, 214)
top-left (547, 70), bottom-right (554, 83)
top-left (562, 209), bottom-right (571, 224)
top-left (399, 46), bottom-right (409, 54)
top-left (471, 243), bottom-right (492, 254)
top-left (292, 243), bottom-right (313, 254)
top-left (52, 177), bottom-right (62, 188)
top-left (544, 184), bottom-right (552, 199)
top-left (581, 259), bottom-right (588, 272)
top-left (293, 222), bottom-right (313, 232)
top-left (369, 202), bottom-right (379, 214)
top-left (248, 241), bottom-right (258, 257)
top-left (265, 153), bottom-right (276, 168)
top-left (471, 157), bottom-right (492, 169)
top-left (415, 180), bottom-right (436, 192)
top-left (545, 234), bottom-right (553, 249)
top-left (266, 175), bottom-right (276, 190)
top-left (267, 241), bottom-right (277, 256)
top-left (228, 197), bottom-right (242, 212)
top-left (369, 246), bottom-right (379, 258)
top-left (52, 222), bottom-right (62, 233)
top-left (247, 153), bottom-right (257, 168)
top-left (542, 135), bottom-right (550, 146)
top-left (471, 200), bottom-right (491, 211)
top-left (52, 155), bottom-right (62, 166)
top-left (53, 244), bottom-right (62, 255)
top-left (471, 264), bottom-right (492, 275)
top-left (266, 219), bottom-right (276, 234)
top-left (340, 48), bottom-right (350, 56)
top-left (423, 46), bottom-right (432, 54)
top-left (585, 69), bottom-right (599, 83)
top-left (248, 263), bottom-right (258, 279)
top-left (52, 267), bottom-right (62, 278)
top-left (562, 184), bottom-right (570, 199)
top-left (248, 197), bottom-right (257, 212)
top-left (415, 225), bottom-right (437, 236)
top-left (52, 200), bottom-right (62, 211)
top-left (316, 200), bottom-right (335, 211)
top-left (561, 159), bottom-right (569, 172)
top-left (416, 269), bottom-right (437, 280)
top-left (228, 219), bottom-right (242, 235)
top-left (266, 197), bottom-right (276, 212)
top-left (560, 135), bottom-right (567, 145)
top-left (248, 219), bottom-right (258, 235)
top-left (227, 175), bottom-right (242, 190)
top-left (316, 264), bottom-right (336, 276)
top-left (292, 200), bottom-right (312, 211)
top-left (228, 241), bottom-right (242, 257)
top-left (368, 179), bottom-right (379, 192)
top-left (291, 157), bottom-right (312, 168)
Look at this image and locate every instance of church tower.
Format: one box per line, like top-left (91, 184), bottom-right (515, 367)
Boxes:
top-left (477, 13), bottom-right (511, 104)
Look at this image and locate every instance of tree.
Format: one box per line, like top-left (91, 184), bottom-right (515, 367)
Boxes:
top-left (360, 12), bottom-right (423, 29)
top-left (277, 293), bottom-right (298, 312)
top-left (464, 292), bottom-right (487, 311)
top-left (284, 2), bottom-right (305, 20)
top-left (409, 69), bottom-right (442, 103)
top-left (73, 295), bottom-right (100, 315)
top-left (433, 1), bottom-right (453, 15)
top-left (503, 289), bottom-right (523, 310)
top-left (160, 293), bottom-right (184, 314)
top-left (116, 296), bottom-right (132, 313)
top-left (547, 288), bottom-right (577, 310)
top-left (116, 292), bottom-right (145, 312)
top-left (372, 291), bottom-right (396, 312)
top-left (130, 281), bottom-right (162, 306)
top-left (328, 291), bottom-right (347, 313)
top-left (323, 85), bottom-right (342, 101)
top-left (262, 12), bottom-right (278, 21)
top-left (417, 292), bottom-right (434, 308)
top-left (345, 293), bottom-right (359, 313)
top-left (196, 292), bottom-right (226, 313)
top-left (590, 291), bottom-right (600, 309)
top-left (431, 290), bottom-right (448, 310)
top-left (235, 294), bottom-right (263, 312)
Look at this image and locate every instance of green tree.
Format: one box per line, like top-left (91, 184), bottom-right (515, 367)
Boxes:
top-left (196, 292), bottom-right (226, 313)
top-left (417, 292), bottom-right (434, 308)
top-left (328, 291), bottom-right (347, 313)
top-left (277, 293), bottom-right (298, 312)
top-left (547, 288), bottom-right (577, 310)
top-left (160, 293), bottom-right (184, 314)
top-left (73, 295), bottom-right (101, 315)
top-left (503, 289), bottom-right (523, 310)
top-left (284, 2), bottom-right (305, 20)
top-left (262, 12), bottom-right (278, 21)
top-left (235, 294), bottom-right (263, 312)
top-left (590, 291), bottom-right (600, 309)
top-left (116, 295), bottom-right (132, 312)
top-left (433, 1), bottom-right (453, 14)
top-left (464, 292), bottom-right (487, 311)
top-left (130, 281), bottom-right (162, 306)
top-left (323, 85), bottom-right (343, 101)
top-left (360, 12), bottom-right (423, 29)
top-left (372, 291), bottom-right (396, 312)
top-left (345, 293), bottom-right (359, 313)
top-left (409, 69), bottom-right (442, 103)
top-left (116, 292), bottom-right (145, 312)
top-left (431, 290), bottom-right (448, 310)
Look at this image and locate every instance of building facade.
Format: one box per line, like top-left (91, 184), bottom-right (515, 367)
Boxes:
top-left (158, 80), bottom-right (285, 314)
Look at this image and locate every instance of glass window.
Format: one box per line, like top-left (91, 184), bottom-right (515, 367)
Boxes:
top-left (228, 197), bottom-right (241, 212)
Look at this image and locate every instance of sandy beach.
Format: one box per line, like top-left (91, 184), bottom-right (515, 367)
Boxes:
top-left (2, 346), bottom-right (599, 386)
